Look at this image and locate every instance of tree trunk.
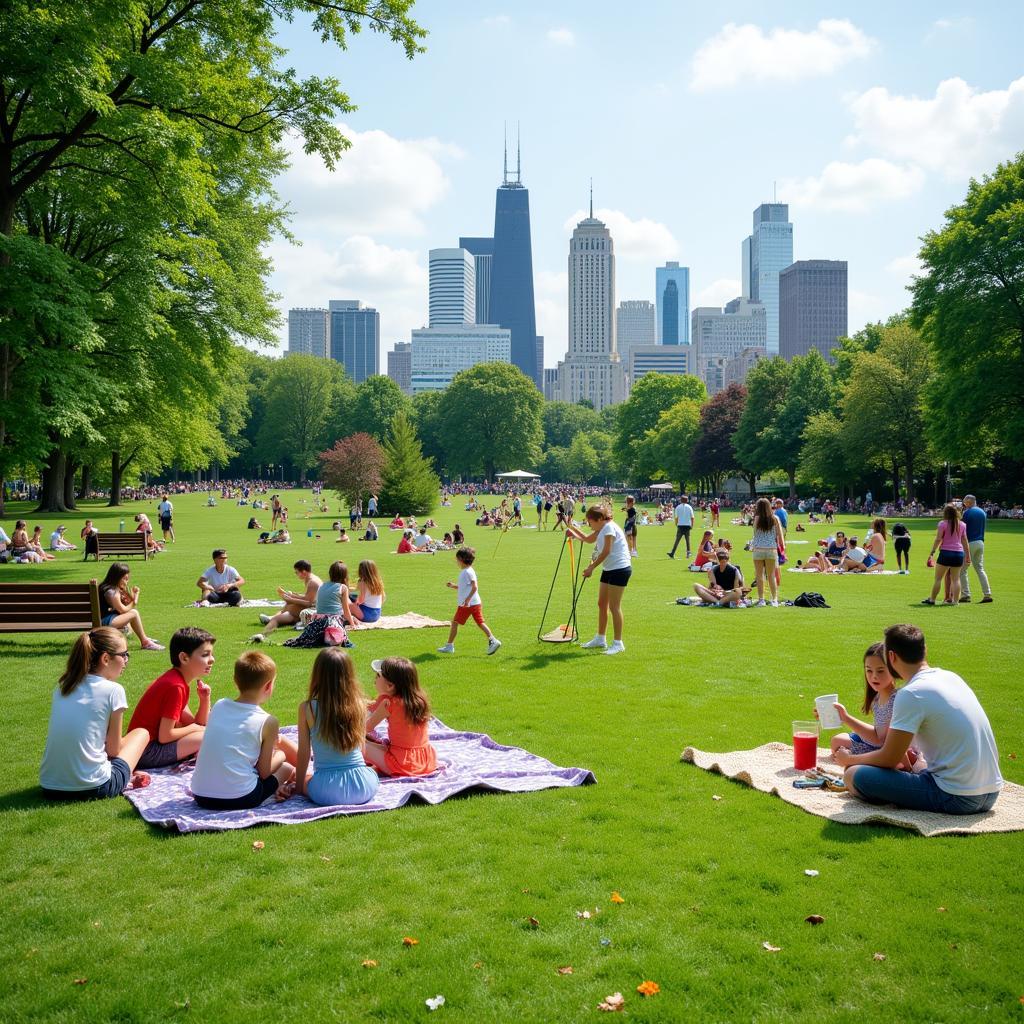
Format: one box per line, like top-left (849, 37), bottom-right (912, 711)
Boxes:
top-left (787, 467), bottom-right (796, 499)
top-left (36, 446), bottom-right (68, 512)
top-left (891, 457), bottom-right (901, 502)
top-left (109, 450), bottom-right (123, 506)
top-left (63, 456), bottom-right (79, 510)
top-left (0, 476), bottom-right (5, 518)
top-left (745, 473), bottom-right (757, 498)
top-left (904, 448), bottom-right (915, 502)
top-left (78, 463), bottom-right (93, 500)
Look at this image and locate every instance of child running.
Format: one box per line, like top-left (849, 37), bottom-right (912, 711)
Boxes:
top-left (40, 627), bottom-right (152, 800)
top-left (567, 502), bottom-right (631, 655)
top-left (363, 657), bottom-right (438, 777)
top-left (438, 546), bottom-right (501, 655)
top-left (348, 560), bottom-right (385, 622)
top-left (281, 649), bottom-right (380, 806)
top-left (190, 651), bottom-right (294, 809)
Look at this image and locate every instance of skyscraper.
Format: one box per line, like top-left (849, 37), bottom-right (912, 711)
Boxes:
top-left (779, 260), bottom-right (848, 362)
top-left (328, 300), bottom-right (379, 383)
top-left (616, 299), bottom-right (656, 368)
top-left (489, 142), bottom-right (540, 387)
top-left (429, 248), bottom-right (475, 326)
top-left (409, 325), bottom-right (511, 393)
top-left (655, 262), bottom-right (690, 345)
top-left (748, 203), bottom-right (793, 355)
top-left (459, 236), bottom-right (494, 324)
top-left (287, 308), bottom-right (329, 357)
top-left (555, 198), bottom-right (625, 410)
top-left (691, 298), bottom-right (767, 394)
top-left (387, 341), bottom-right (412, 394)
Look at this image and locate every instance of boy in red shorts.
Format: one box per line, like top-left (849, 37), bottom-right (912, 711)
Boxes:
top-left (438, 547), bottom-right (501, 655)
top-left (129, 627), bottom-right (216, 769)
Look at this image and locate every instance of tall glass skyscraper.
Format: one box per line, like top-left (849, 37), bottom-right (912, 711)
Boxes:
top-left (655, 262), bottom-right (690, 345)
top-left (459, 236), bottom-right (494, 325)
top-left (328, 300), bottom-right (379, 383)
top-left (748, 203), bottom-right (793, 355)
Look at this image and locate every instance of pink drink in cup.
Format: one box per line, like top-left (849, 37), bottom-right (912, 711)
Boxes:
top-left (792, 720), bottom-right (819, 771)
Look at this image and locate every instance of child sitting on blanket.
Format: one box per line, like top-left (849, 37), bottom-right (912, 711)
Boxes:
top-left (190, 651), bottom-right (295, 810)
top-left (279, 649), bottom-right (380, 806)
top-left (363, 656), bottom-right (438, 777)
top-left (692, 529), bottom-right (716, 568)
top-left (129, 627), bottom-right (217, 771)
top-left (348, 560), bottom-right (386, 623)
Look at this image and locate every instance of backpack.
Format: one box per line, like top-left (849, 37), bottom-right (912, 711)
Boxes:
top-left (794, 591), bottom-right (830, 608)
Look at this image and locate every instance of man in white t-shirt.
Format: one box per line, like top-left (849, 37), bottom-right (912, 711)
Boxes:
top-left (196, 549), bottom-right (246, 606)
top-left (834, 623), bottom-right (1002, 814)
top-left (157, 495), bottom-right (175, 543)
top-left (667, 495), bottom-right (695, 560)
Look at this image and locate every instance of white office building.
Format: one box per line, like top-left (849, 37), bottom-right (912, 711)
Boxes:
top-left (410, 325), bottom-right (511, 393)
top-left (692, 298), bottom-right (767, 394)
top-left (627, 345), bottom-right (691, 387)
top-left (428, 248), bottom-right (475, 327)
top-left (747, 203), bottom-right (793, 355)
top-left (616, 300), bottom-right (656, 367)
top-left (287, 307), bottom-right (329, 357)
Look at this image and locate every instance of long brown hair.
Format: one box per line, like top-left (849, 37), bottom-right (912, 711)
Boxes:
top-left (328, 561), bottom-right (348, 585)
top-left (59, 627), bottom-right (125, 695)
top-left (358, 560), bottom-right (384, 595)
top-left (378, 656), bottom-right (430, 725)
top-left (872, 517), bottom-right (887, 541)
top-left (307, 649), bottom-right (364, 753)
top-left (753, 497), bottom-right (774, 532)
top-left (862, 641), bottom-right (889, 713)
top-left (100, 562), bottom-right (131, 595)
top-left (942, 503), bottom-right (960, 533)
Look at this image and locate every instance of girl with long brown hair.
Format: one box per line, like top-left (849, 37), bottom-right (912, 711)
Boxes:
top-left (363, 656), bottom-right (437, 777)
top-left (749, 497), bottom-right (786, 605)
top-left (40, 627), bottom-right (152, 799)
top-left (348, 560), bottom-right (386, 622)
top-left (98, 562), bottom-right (164, 650)
top-left (924, 503), bottom-right (971, 605)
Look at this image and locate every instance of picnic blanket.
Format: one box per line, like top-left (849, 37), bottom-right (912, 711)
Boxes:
top-left (350, 612), bottom-right (449, 630)
top-left (125, 718), bottom-right (595, 833)
top-left (681, 742), bottom-right (1024, 837)
top-left (787, 568), bottom-right (899, 575)
top-left (190, 598), bottom-right (287, 608)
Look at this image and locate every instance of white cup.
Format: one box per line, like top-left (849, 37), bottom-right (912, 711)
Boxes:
top-left (815, 694), bottom-right (842, 730)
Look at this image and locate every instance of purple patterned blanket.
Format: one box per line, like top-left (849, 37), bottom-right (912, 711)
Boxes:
top-left (123, 718), bottom-right (596, 833)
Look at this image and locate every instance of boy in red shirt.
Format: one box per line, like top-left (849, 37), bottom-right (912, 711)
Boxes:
top-left (129, 627), bottom-right (216, 769)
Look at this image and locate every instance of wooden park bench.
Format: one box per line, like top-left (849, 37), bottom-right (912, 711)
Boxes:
top-left (93, 532), bottom-right (149, 561)
top-left (0, 579), bottom-right (101, 633)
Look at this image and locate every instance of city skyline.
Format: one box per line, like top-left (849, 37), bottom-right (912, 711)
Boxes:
top-left (267, 4), bottom-right (1024, 369)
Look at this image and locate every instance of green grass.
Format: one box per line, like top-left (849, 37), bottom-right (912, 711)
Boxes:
top-left (1, 493), bottom-right (1022, 1023)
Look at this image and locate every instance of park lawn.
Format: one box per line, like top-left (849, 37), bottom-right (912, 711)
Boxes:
top-left (0, 493), bottom-right (1021, 1024)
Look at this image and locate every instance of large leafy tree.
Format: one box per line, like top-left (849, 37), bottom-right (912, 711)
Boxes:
top-left (641, 398), bottom-right (702, 491)
top-left (438, 364), bottom-right (543, 481)
top-left (378, 412), bottom-right (440, 516)
top-left (799, 411), bottom-right (859, 497)
top-left (351, 375), bottom-right (411, 442)
top-left (691, 383), bottom-right (747, 494)
top-left (410, 390), bottom-right (448, 477)
top-left (320, 433), bottom-right (385, 507)
top-left (911, 152), bottom-right (1024, 461)
top-left (564, 433), bottom-right (599, 484)
top-left (732, 357), bottom-right (793, 490)
top-left (542, 401), bottom-right (602, 449)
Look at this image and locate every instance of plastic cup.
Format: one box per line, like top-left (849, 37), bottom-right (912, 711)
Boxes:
top-left (792, 720), bottom-right (819, 771)
top-left (815, 694), bottom-right (842, 730)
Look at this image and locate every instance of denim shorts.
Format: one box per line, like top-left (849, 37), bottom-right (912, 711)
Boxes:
top-left (850, 766), bottom-right (999, 815)
top-left (101, 613), bottom-right (118, 626)
top-left (358, 604), bottom-right (382, 623)
top-left (937, 550), bottom-right (964, 567)
top-left (138, 739), bottom-right (183, 769)
top-left (41, 757), bottom-right (131, 801)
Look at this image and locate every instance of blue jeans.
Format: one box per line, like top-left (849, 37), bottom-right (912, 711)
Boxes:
top-left (850, 767), bottom-right (999, 814)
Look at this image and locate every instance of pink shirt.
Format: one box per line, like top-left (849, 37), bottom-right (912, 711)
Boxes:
top-left (938, 519), bottom-right (967, 552)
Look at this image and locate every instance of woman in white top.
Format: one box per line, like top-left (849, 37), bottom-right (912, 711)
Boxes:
top-left (567, 502), bottom-right (632, 655)
top-left (749, 497), bottom-right (786, 606)
top-left (40, 627), bottom-right (152, 800)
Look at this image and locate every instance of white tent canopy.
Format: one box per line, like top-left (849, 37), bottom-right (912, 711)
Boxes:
top-left (496, 469), bottom-right (541, 479)
top-left (648, 482), bottom-right (674, 490)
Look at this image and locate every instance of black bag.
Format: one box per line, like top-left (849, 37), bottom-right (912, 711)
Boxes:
top-left (794, 591), bottom-right (830, 608)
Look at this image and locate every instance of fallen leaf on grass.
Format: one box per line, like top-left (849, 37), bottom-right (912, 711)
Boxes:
top-left (72, 978), bottom-right (88, 985)
top-left (937, 906), bottom-right (947, 912)
top-left (402, 937), bottom-right (419, 946)
top-left (575, 908), bottom-right (600, 919)
top-left (252, 841), bottom-right (265, 851)
top-left (173, 999), bottom-right (190, 1011)
top-left (805, 915), bottom-right (825, 925)
top-left (804, 869), bottom-right (819, 877)
top-left (637, 980), bottom-right (660, 996)
top-left (361, 960), bottom-right (378, 968)
top-left (597, 992), bottom-right (625, 1012)
top-left (527, 916), bottom-right (540, 929)
top-left (319, 856), bottom-right (332, 863)
top-left (610, 892), bottom-right (625, 904)
top-left (472, 962), bottom-right (483, 969)
top-left (556, 966), bottom-right (574, 975)
top-left (873, 952), bottom-right (886, 961)
top-left (762, 942), bottom-right (782, 953)
top-left (425, 994), bottom-right (445, 1011)
top-left (1008, 753), bottom-right (1017, 760)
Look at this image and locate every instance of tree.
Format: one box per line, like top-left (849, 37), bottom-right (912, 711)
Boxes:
top-left (565, 434), bottom-right (599, 483)
top-left (321, 433), bottom-right (385, 507)
top-left (438, 364), bottom-right (543, 480)
top-left (615, 373), bottom-right (706, 479)
top-left (911, 153), bottom-right (1024, 461)
top-left (732, 357), bottom-right (793, 492)
top-left (378, 412), bottom-right (440, 516)
top-left (542, 401), bottom-right (601, 449)
top-left (641, 398), bottom-right (702, 491)
top-left (410, 390), bottom-right (448, 477)
top-left (352, 375), bottom-right (411, 442)
top-left (692, 383), bottom-right (746, 494)
top-left (799, 411), bottom-right (858, 496)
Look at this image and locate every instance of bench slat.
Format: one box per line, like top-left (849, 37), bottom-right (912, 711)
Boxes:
top-left (0, 580), bottom-right (101, 633)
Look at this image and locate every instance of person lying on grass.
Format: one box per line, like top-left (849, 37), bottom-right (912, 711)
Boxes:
top-left (190, 651), bottom-right (294, 810)
top-left (40, 627), bottom-right (152, 801)
top-left (128, 627), bottom-right (216, 770)
top-left (363, 657), bottom-right (438, 777)
top-left (834, 623), bottom-right (1002, 815)
top-left (693, 548), bottom-right (750, 607)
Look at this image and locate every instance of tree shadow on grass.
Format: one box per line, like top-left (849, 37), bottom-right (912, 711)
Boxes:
top-left (0, 639), bottom-right (69, 659)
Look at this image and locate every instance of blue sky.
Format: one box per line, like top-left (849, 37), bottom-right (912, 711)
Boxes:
top-left (268, 2), bottom-right (1024, 367)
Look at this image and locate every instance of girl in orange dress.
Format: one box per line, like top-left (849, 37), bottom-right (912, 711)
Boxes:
top-left (363, 656), bottom-right (437, 777)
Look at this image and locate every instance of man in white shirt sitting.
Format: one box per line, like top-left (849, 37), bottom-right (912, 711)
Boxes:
top-left (834, 623), bottom-right (1002, 814)
top-left (841, 537), bottom-right (868, 572)
top-left (667, 495), bottom-right (695, 560)
top-left (196, 549), bottom-right (246, 606)
top-left (412, 527), bottom-right (435, 552)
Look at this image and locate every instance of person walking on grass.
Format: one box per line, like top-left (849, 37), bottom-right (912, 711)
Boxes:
top-left (749, 497), bottom-right (785, 606)
top-left (923, 503), bottom-right (971, 606)
top-left (623, 495), bottom-right (638, 558)
top-left (959, 494), bottom-right (993, 603)
top-left (568, 502), bottom-right (631, 656)
top-left (157, 494), bottom-right (175, 543)
top-left (667, 494), bottom-right (694, 560)
top-left (438, 546), bottom-right (501, 655)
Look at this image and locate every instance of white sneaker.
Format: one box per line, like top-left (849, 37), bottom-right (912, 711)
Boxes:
top-left (603, 641), bottom-right (625, 655)
top-left (487, 637), bottom-right (502, 655)
top-left (248, 633), bottom-right (266, 644)
top-left (755, 599), bottom-right (766, 607)
top-left (437, 643), bottom-right (455, 654)
top-left (259, 613), bottom-right (271, 625)
top-left (770, 600), bottom-right (779, 607)
top-left (580, 635), bottom-right (607, 649)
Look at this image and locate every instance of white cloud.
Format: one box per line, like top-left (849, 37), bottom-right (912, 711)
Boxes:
top-left (562, 208), bottom-right (679, 264)
top-left (275, 123), bottom-right (463, 237)
top-left (690, 19), bottom-right (874, 92)
top-left (482, 14), bottom-right (511, 27)
top-left (694, 278), bottom-right (742, 309)
top-left (546, 27), bottom-right (575, 46)
top-left (780, 159), bottom-right (925, 212)
top-left (885, 255), bottom-right (924, 279)
top-left (535, 271), bottom-right (568, 367)
top-left (926, 16), bottom-right (974, 41)
top-left (847, 76), bottom-right (1024, 178)
top-left (849, 288), bottom-right (889, 329)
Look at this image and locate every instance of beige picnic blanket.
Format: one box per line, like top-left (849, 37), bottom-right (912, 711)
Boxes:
top-left (349, 611), bottom-right (449, 630)
top-left (681, 742), bottom-right (1024, 837)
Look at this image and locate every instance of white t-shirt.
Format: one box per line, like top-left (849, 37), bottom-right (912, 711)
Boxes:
top-left (458, 566), bottom-right (482, 606)
top-left (846, 546), bottom-right (866, 564)
top-left (191, 699), bottom-right (268, 800)
top-left (158, 500), bottom-right (173, 517)
top-left (890, 667), bottom-right (1002, 796)
top-left (595, 520), bottom-right (631, 571)
top-left (674, 502), bottom-right (695, 527)
top-left (49, 529), bottom-right (64, 549)
top-left (40, 674), bottom-right (127, 791)
top-left (413, 533), bottom-right (432, 549)
top-left (203, 564), bottom-right (241, 588)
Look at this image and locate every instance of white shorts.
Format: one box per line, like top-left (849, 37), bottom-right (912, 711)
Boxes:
top-left (750, 546), bottom-right (778, 562)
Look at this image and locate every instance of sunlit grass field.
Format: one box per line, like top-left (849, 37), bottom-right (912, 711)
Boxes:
top-left (1, 491), bottom-right (1021, 1022)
